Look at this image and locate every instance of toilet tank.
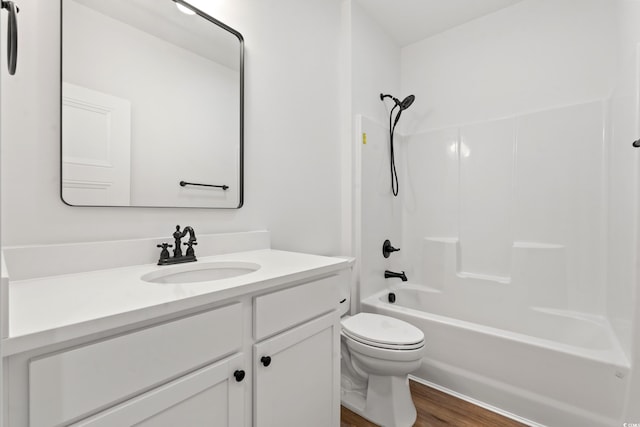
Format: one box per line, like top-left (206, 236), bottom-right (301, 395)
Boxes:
top-left (336, 256), bottom-right (355, 316)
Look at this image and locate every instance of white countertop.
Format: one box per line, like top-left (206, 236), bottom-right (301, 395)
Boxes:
top-left (4, 249), bottom-right (348, 355)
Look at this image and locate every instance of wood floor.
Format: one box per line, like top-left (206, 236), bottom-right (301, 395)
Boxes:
top-left (340, 380), bottom-right (528, 427)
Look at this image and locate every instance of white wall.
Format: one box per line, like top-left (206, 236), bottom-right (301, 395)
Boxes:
top-left (1, 0), bottom-right (344, 255)
top-left (608, 0), bottom-right (640, 361)
top-left (401, 0), bottom-right (616, 133)
top-left (614, 0), bottom-right (640, 421)
top-left (347, 1), bottom-right (404, 301)
top-left (350, 1), bottom-right (400, 127)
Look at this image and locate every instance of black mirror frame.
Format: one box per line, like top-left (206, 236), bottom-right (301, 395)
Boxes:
top-left (59, 0), bottom-right (244, 209)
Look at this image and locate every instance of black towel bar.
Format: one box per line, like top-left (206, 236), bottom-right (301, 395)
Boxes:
top-left (179, 181), bottom-right (229, 191)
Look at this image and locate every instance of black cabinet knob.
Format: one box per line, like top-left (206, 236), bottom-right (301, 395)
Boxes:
top-left (261, 356), bottom-right (272, 367)
top-left (233, 370), bottom-right (245, 382)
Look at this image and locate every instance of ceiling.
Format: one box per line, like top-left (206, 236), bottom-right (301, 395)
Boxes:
top-left (353, 0), bottom-right (526, 47)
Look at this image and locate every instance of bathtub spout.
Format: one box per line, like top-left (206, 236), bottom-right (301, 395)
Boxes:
top-left (384, 270), bottom-right (407, 281)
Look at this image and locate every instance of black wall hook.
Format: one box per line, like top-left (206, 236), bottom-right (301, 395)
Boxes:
top-left (1, 1), bottom-right (19, 75)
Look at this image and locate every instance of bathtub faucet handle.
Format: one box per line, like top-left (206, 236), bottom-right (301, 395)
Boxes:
top-left (383, 239), bottom-right (401, 258)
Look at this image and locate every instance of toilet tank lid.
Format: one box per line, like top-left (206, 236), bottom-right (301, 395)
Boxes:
top-left (342, 313), bottom-right (424, 346)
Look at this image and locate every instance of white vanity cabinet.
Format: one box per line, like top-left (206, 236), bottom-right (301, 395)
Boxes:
top-left (253, 276), bottom-right (341, 427)
top-left (4, 271), bottom-right (344, 427)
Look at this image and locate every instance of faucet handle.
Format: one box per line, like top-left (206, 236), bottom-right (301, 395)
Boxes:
top-left (382, 239), bottom-right (400, 258)
top-left (156, 242), bottom-right (173, 263)
top-left (183, 240), bottom-right (197, 258)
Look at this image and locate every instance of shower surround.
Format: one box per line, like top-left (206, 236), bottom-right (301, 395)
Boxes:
top-left (351, 0), bottom-right (639, 425)
top-left (356, 99), bottom-right (631, 427)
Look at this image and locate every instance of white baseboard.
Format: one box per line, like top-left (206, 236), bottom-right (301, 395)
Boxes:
top-left (408, 375), bottom-right (546, 427)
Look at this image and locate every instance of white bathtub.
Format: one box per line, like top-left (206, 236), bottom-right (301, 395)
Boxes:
top-left (361, 284), bottom-right (631, 427)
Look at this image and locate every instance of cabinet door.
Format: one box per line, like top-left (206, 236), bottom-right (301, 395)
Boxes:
top-left (30, 303), bottom-right (243, 427)
top-left (71, 353), bottom-right (246, 427)
top-left (254, 311), bottom-right (340, 427)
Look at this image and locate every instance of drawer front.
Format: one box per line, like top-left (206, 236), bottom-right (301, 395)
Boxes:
top-left (254, 275), bottom-right (339, 340)
top-left (29, 303), bottom-right (243, 427)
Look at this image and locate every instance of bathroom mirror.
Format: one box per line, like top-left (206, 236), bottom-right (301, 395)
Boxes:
top-left (60, 0), bottom-right (244, 208)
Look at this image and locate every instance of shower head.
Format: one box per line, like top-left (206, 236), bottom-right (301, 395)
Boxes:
top-left (380, 93), bottom-right (416, 111)
top-left (400, 94), bottom-right (415, 110)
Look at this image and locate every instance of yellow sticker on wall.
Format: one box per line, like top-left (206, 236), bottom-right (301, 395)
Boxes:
top-left (362, 133), bottom-right (367, 144)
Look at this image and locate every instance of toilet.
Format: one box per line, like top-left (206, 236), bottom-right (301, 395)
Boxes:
top-left (338, 260), bottom-right (426, 427)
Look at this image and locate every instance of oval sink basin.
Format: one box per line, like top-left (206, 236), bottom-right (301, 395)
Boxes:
top-left (142, 261), bottom-right (261, 284)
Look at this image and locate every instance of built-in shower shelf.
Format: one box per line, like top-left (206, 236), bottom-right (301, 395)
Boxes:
top-left (423, 237), bottom-right (458, 243)
top-left (421, 237), bottom-right (568, 307)
top-left (456, 271), bottom-right (511, 284)
top-left (513, 241), bottom-right (564, 249)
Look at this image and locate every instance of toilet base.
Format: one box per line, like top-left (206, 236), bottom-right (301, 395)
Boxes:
top-left (341, 374), bottom-right (417, 427)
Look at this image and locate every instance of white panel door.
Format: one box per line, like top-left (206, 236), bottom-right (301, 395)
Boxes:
top-left (62, 82), bottom-right (131, 205)
top-left (253, 312), bottom-right (340, 427)
top-left (70, 354), bottom-right (246, 427)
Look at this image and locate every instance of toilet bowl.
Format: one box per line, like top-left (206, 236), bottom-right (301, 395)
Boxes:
top-left (336, 257), bottom-right (425, 426)
top-left (340, 312), bottom-right (425, 427)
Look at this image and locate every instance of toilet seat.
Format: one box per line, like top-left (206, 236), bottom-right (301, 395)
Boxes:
top-left (343, 330), bottom-right (424, 350)
top-left (341, 313), bottom-right (424, 350)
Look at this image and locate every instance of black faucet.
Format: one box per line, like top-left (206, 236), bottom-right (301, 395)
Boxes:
top-left (384, 270), bottom-right (407, 282)
top-left (157, 225), bottom-right (198, 265)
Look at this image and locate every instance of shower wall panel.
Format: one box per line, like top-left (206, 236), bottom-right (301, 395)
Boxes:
top-left (515, 102), bottom-right (605, 312)
top-left (403, 128), bottom-right (458, 285)
top-left (458, 119), bottom-right (514, 280)
top-left (401, 101), bottom-right (606, 313)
